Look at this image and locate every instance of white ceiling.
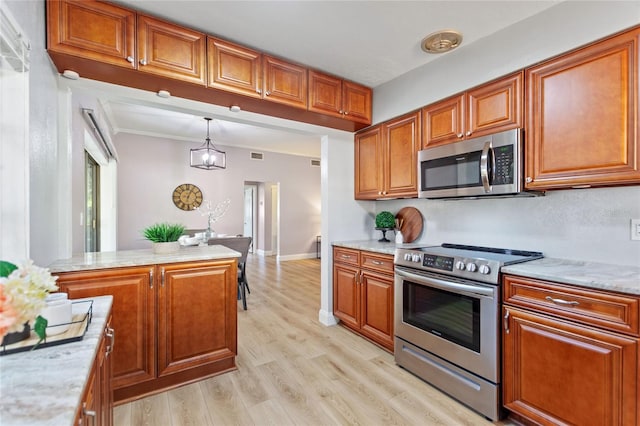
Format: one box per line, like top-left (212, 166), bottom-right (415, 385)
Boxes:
top-left (95, 1), bottom-right (561, 157)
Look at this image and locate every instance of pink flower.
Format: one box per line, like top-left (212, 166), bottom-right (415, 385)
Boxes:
top-left (0, 284), bottom-right (19, 339)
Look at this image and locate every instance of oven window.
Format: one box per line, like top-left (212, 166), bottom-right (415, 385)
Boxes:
top-left (421, 150), bottom-right (482, 191)
top-left (403, 281), bottom-right (480, 352)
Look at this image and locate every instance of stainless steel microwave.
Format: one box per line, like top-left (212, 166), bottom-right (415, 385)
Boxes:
top-left (418, 129), bottom-right (541, 199)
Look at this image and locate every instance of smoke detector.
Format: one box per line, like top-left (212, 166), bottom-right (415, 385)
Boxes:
top-left (421, 30), bottom-right (463, 54)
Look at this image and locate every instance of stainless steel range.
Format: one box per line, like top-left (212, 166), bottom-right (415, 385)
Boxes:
top-left (394, 243), bottom-right (542, 420)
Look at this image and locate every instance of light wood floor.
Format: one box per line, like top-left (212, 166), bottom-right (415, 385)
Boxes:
top-left (114, 255), bottom-right (514, 425)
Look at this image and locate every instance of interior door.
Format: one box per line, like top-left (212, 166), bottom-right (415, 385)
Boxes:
top-left (243, 185), bottom-right (255, 252)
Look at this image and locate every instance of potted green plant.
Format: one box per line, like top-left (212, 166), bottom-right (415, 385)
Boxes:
top-left (143, 223), bottom-right (186, 254)
top-left (375, 211), bottom-right (396, 242)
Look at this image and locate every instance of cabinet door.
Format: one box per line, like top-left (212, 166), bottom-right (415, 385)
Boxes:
top-left (157, 261), bottom-right (237, 377)
top-left (333, 263), bottom-right (360, 330)
top-left (56, 267), bottom-right (155, 390)
top-left (354, 126), bottom-right (383, 199)
top-left (342, 80), bottom-right (372, 124)
top-left (137, 14), bottom-right (206, 85)
top-left (101, 317), bottom-right (114, 426)
top-left (383, 111), bottom-right (420, 198)
top-left (46, 0), bottom-right (136, 68)
top-left (263, 55), bottom-right (308, 108)
top-left (467, 71), bottom-right (522, 139)
top-left (422, 94), bottom-right (464, 148)
top-left (208, 37), bottom-right (262, 98)
top-left (308, 70), bottom-right (343, 118)
top-left (503, 306), bottom-right (638, 426)
top-left (526, 27), bottom-right (640, 190)
top-left (79, 358), bottom-right (99, 426)
top-left (360, 270), bottom-right (394, 351)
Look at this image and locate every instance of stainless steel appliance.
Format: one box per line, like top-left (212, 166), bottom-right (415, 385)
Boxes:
top-left (394, 243), bottom-right (542, 420)
top-left (417, 128), bottom-right (542, 199)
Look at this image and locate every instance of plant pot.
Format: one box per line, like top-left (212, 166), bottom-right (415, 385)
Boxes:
top-left (152, 241), bottom-right (180, 254)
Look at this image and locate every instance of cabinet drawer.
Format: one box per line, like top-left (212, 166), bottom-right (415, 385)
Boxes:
top-left (333, 247), bottom-right (360, 266)
top-left (504, 275), bottom-right (640, 336)
top-left (361, 252), bottom-right (394, 274)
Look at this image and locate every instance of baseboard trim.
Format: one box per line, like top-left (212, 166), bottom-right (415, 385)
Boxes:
top-left (318, 309), bottom-right (339, 326)
top-left (277, 252), bottom-right (317, 261)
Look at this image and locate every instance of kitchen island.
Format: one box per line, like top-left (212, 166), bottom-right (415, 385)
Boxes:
top-left (48, 245), bottom-right (241, 404)
top-left (0, 296), bottom-right (113, 426)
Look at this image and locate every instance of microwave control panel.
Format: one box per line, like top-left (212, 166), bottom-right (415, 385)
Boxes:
top-left (492, 145), bottom-right (514, 185)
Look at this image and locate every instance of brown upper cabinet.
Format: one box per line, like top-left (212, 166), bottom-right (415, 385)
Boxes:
top-left (422, 71), bottom-right (523, 148)
top-left (46, 0), bottom-right (136, 68)
top-left (207, 37), bottom-right (262, 98)
top-left (263, 55), bottom-right (308, 109)
top-left (136, 14), bottom-right (206, 85)
top-left (309, 70), bottom-right (372, 124)
top-left (355, 111), bottom-right (420, 199)
top-left (525, 26), bottom-right (640, 190)
top-left (46, 0), bottom-right (371, 132)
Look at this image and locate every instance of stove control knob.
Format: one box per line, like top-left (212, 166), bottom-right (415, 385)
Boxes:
top-left (479, 264), bottom-right (491, 275)
top-left (455, 261), bottom-right (466, 270)
top-left (466, 263), bottom-right (477, 272)
top-left (412, 254), bottom-right (421, 263)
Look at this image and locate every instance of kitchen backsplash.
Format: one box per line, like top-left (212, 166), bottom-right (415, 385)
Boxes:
top-left (373, 185), bottom-right (640, 267)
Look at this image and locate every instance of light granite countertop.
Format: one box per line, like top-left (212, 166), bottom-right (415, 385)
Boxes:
top-left (332, 240), bottom-right (427, 256)
top-left (333, 240), bottom-right (640, 296)
top-left (48, 245), bottom-right (241, 273)
top-left (502, 257), bottom-right (640, 296)
top-left (0, 295), bottom-right (113, 426)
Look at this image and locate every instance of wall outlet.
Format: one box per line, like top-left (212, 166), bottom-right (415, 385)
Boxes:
top-left (632, 219), bottom-right (640, 241)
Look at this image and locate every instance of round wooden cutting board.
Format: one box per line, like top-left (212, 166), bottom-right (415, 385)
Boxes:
top-left (396, 207), bottom-right (424, 243)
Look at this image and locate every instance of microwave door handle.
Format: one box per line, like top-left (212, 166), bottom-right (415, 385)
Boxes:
top-left (480, 141), bottom-right (494, 193)
top-left (395, 268), bottom-right (495, 298)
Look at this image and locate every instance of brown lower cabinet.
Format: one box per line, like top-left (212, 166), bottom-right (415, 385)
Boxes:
top-left (333, 247), bottom-right (394, 351)
top-left (56, 259), bottom-right (237, 403)
top-left (76, 314), bottom-right (114, 426)
top-left (502, 275), bottom-right (639, 425)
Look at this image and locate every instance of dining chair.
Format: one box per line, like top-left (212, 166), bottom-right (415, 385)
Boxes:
top-left (207, 236), bottom-right (252, 310)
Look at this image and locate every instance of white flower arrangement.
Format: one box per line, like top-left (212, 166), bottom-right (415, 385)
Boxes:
top-left (0, 260), bottom-right (58, 341)
top-left (195, 198), bottom-right (230, 232)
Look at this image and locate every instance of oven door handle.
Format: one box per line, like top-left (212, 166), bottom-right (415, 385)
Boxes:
top-left (395, 268), bottom-right (495, 298)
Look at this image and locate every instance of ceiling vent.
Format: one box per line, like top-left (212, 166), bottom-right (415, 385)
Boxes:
top-left (421, 30), bottom-right (463, 54)
top-left (311, 159), bottom-right (321, 167)
top-left (250, 152), bottom-right (264, 160)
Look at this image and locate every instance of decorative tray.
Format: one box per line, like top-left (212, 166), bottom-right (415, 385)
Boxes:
top-left (0, 299), bottom-right (93, 356)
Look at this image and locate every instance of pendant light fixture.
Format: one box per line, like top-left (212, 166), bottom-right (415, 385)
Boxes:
top-left (190, 117), bottom-right (226, 170)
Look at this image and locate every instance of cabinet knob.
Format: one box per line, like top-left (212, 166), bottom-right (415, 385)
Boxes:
top-left (339, 110), bottom-right (343, 114)
top-left (256, 88), bottom-right (262, 94)
top-left (139, 59), bottom-right (147, 66)
top-left (344, 111), bottom-right (349, 115)
top-left (466, 131), bottom-right (472, 136)
top-left (378, 191), bottom-right (382, 195)
top-left (126, 56), bottom-right (134, 64)
top-left (457, 133), bottom-right (463, 138)
top-left (265, 91), bottom-right (271, 96)
top-left (526, 176), bottom-right (533, 183)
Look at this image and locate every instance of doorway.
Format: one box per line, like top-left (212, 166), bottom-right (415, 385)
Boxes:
top-left (85, 151), bottom-right (100, 252)
top-left (244, 184), bottom-right (257, 253)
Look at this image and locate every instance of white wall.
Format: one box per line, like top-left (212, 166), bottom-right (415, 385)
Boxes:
top-left (5, 0), bottom-right (62, 266)
top-left (367, 1), bottom-right (640, 267)
top-left (114, 133), bottom-right (321, 258)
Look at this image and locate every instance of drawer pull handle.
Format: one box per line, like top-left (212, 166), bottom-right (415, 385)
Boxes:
top-left (504, 309), bottom-right (510, 334)
top-left (371, 260), bottom-right (384, 265)
top-left (340, 255), bottom-right (351, 259)
top-left (545, 296), bottom-right (579, 306)
top-left (106, 326), bottom-right (115, 356)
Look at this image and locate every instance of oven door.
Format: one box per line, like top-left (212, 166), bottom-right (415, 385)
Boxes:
top-left (394, 266), bottom-right (499, 383)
